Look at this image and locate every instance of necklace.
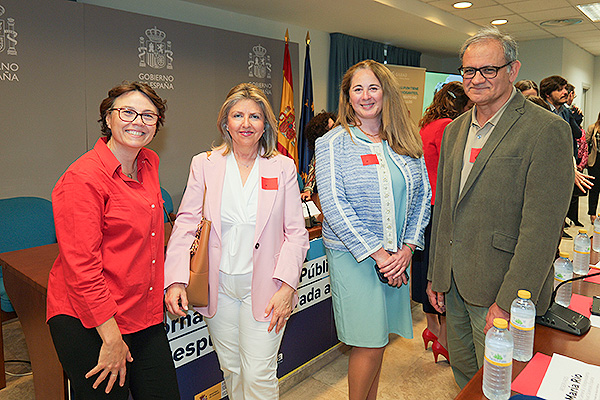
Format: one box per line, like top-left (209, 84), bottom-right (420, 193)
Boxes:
top-left (234, 152), bottom-right (257, 168)
top-left (356, 125), bottom-right (380, 141)
top-left (122, 160), bottom-right (137, 179)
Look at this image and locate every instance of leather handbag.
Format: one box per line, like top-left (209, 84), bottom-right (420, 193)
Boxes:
top-left (187, 165), bottom-right (211, 307)
top-left (187, 216), bottom-right (210, 307)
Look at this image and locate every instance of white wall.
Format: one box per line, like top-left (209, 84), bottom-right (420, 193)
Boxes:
top-left (562, 39), bottom-right (595, 127)
top-left (80, 0), bottom-right (331, 112)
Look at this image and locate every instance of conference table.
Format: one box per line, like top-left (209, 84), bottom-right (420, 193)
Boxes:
top-left (455, 274), bottom-right (600, 399)
top-left (0, 220), bottom-right (323, 399)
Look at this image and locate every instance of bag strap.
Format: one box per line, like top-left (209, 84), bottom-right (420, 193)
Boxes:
top-left (202, 151), bottom-right (211, 218)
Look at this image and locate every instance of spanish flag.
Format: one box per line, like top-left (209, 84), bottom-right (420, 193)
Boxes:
top-left (277, 29), bottom-right (297, 169)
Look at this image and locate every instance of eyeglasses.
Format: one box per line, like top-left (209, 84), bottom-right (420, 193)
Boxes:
top-left (109, 108), bottom-right (160, 126)
top-left (458, 61), bottom-right (513, 79)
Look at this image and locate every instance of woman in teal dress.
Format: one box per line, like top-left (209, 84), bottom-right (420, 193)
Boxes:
top-left (315, 60), bottom-right (431, 400)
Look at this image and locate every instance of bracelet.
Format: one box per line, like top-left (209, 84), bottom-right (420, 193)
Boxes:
top-left (403, 244), bottom-right (415, 255)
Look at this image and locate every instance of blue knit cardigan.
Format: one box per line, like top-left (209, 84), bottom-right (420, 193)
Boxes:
top-left (315, 126), bottom-right (431, 262)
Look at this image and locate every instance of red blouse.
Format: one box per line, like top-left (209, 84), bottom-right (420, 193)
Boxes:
top-left (420, 118), bottom-right (452, 205)
top-left (47, 138), bottom-right (165, 334)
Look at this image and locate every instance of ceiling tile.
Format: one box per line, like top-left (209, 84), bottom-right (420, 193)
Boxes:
top-left (504, 0), bottom-right (573, 14)
top-left (471, 14), bottom-right (527, 25)
top-left (450, 4), bottom-right (514, 19)
top-left (543, 22), bottom-right (599, 35)
top-left (499, 21), bottom-right (545, 32)
top-left (428, 0), bottom-right (498, 12)
top-left (563, 30), bottom-right (600, 40)
top-left (511, 29), bottom-right (556, 40)
top-left (520, 7), bottom-right (584, 22)
top-left (494, 0), bottom-right (529, 3)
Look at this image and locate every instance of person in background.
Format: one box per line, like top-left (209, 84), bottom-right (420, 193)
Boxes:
top-left (587, 112), bottom-right (600, 223)
top-left (514, 79), bottom-right (538, 96)
top-left (315, 60), bottom-right (431, 400)
top-left (427, 27), bottom-right (574, 388)
top-left (565, 83), bottom-right (584, 127)
top-left (412, 81), bottom-right (471, 364)
top-left (164, 83), bottom-right (309, 400)
top-left (300, 111), bottom-right (337, 201)
top-left (541, 75), bottom-right (594, 233)
top-left (525, 95), bottom-right (551, 111)
top-left (47, 82), bottom-right (180, 399)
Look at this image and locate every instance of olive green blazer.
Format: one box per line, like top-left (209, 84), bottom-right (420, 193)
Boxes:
top-left (428, 91), bottom-right (574, 314)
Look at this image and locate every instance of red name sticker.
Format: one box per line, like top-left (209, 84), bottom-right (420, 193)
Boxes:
top-left (470, 148), bottom-right (482, 163)
top-left (361, 154), bottom-right (379, 166)
top-left (261, 177), bottom-right (278, 190)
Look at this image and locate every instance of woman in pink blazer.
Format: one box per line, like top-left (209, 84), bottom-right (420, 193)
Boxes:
top-left (164, 83), bottom-right (309, 400)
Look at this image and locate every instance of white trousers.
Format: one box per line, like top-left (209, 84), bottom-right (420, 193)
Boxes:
top-left (204, 271), bottom-right (285, 400)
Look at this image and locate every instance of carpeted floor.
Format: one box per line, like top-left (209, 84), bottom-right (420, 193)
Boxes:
top-left (1, 319), bottom-right (34, 399)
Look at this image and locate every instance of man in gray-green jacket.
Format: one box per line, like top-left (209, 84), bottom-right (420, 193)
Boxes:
top-left (427, 27), bottom-right (574, 388)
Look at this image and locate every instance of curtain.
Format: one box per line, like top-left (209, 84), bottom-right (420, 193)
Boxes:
top-left (327, 32), bottom-right (421, 112)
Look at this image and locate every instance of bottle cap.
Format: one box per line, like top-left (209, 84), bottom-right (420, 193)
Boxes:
top-left (517, 289), bottom-right (531, 299)
top-left (579, 229), bottom-right (587, 234)
top-left (559, 251), bottom-right (570, 258)
top-left (493, 318), bottom-right (508, 329)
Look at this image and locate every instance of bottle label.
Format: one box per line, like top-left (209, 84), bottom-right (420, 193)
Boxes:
top-left (484, 347), bottom-right (512, 367)
top-left (574, 248), bottom-right (590, 255)
top-left (510, 316), bottom-right (535, 331)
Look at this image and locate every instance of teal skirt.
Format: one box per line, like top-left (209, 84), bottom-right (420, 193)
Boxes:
top-left (326, 248), bottom-right (413, 348)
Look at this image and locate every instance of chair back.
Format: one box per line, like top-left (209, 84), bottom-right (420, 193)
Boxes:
top-left (0, 196), bottom-right (56, 311)
top-left (161, 187), bottom-right (174, 223)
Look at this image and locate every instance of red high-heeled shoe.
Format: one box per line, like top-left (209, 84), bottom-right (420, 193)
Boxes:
top-left (432, 340), bottom-right (449, 363)
top-left (422, 328), bottom-right (438, 350)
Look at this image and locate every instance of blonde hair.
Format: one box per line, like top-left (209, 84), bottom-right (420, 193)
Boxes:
top-left (337, 60), bottom-right (422, 158)
top-left (214, 83), bottom-right (278, 158)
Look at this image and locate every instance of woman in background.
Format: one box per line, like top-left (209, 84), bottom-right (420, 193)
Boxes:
top-left (412, 81), bottom-right (470, 364)
top-left (515, 79), bottom-right (539, 96)
top-left (300, 111), bottom-right (336, 201)
top-left (47, 82), bottom-right (179, 399)
top-left (587, 112), bottom-right (600, 223)
top-left (315, 60), bottom-right (430, 400)
top-left (164, 83), bottom-right (308, 400)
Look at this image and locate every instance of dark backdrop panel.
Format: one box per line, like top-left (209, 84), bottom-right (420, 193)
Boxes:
top-left (82, 4), bottom-right (218, 204)
top-left (1, 0), bottom-right (299, 207)
top-left (0, 0), bottom-right (86, 199)
top-left (82, 4), bottom-right (298, 206)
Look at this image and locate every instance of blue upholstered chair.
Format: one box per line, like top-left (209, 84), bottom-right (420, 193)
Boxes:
top-left (0, 197), bottom-right (56, 312)
top-left (161, 187), bottom-right (174, 223)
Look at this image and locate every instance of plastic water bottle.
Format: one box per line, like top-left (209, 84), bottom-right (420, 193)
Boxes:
top-left (510, 290), bottom-right (535, 362)
top-left (483, 318), bottom-right (513, 400)
top-left (573, 229), bottom-right (590, 275)
top-left (593, 215), bottom-right (600, 252)
top-left (554, 252), bottom-right (573, 307)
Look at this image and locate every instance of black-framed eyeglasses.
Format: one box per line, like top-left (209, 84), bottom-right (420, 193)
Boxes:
top-left (458, 61), bottom-right (513, 79)
top-left (109, 107), bottom-right (160, 126)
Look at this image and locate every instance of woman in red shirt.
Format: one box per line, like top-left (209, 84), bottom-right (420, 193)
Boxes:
top-left (47, 82), bottom-right (179, 399)
top-left (411, 81), bottom-right (471, 363)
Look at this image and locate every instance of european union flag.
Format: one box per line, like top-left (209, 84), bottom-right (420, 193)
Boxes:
top-left (298, 34), bottom-right (314, 179)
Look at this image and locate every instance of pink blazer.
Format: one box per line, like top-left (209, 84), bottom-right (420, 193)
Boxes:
top-left (164, 149), bottom-right (309, 321)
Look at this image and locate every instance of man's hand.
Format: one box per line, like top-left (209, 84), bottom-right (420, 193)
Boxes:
top-left (484, 302), bottom-right (510, 334)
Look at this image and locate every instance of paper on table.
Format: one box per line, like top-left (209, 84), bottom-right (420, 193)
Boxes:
top-left (302, 200), bottom-right (321, 220)
top-left (569, 294), bottom-right (593, 318)
top-left (536, 353), bottom-right (600, 399)
top-left (585, 273), bottom-right (600, 284)
top-left (592, 315), bottom-right (600, 329)
top-left (511, 352), bottom-right (551, 395)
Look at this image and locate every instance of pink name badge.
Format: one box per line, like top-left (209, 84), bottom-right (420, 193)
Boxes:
top-left (361, 154), bottom-right (379, 166)
top-left (261, 177), bottom-right (278, 190)
top-left (470, 148), bottom-right (482, 163)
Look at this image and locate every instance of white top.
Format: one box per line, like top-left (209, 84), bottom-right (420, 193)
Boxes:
top-left (219, 153), bottom-right (259, 275)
